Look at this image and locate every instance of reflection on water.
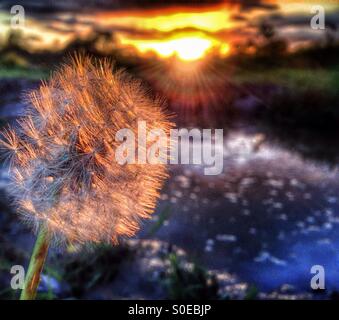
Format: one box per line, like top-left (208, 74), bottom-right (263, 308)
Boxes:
top-left (146, 129), bottom-right (339, 291)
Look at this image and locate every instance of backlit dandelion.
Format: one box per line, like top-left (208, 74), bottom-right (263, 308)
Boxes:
top-left (0, 55), bottom-right (173, 299)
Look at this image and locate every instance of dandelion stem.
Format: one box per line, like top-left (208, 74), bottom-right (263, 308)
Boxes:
top-left (20, 225), bottom-right (51, 300)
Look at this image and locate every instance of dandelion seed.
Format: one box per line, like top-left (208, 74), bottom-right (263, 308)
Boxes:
top-left (1, 56), bottom-right (173, 245)
top-left (1, 55), bottom-right (174, 299)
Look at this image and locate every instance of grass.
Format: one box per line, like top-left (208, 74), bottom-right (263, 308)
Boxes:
top-left (147, 205), bottom-right (172, 237)
top-left (0, 65), bottom-right (48, 80)
top-left (231, 63), bottom-right (339, 164)
top-left (232, 64), bottom-right (339, 129)
top-left (164, 253), bottom-right (219, 300)
top-left (62, 244), bottom-right (130, 297)
top-left (233, 66), bottom-right (339, 95)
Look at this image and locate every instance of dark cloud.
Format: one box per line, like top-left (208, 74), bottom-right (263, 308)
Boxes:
top-left (0, 0), bottom-right (278, 14)
top-left (230, 13), bottom-right (248, 21)
top-left (231, 0), bottom-right (277, 11)
top-left (265, 10), bottom-right (339, 29)
top-left (0, 0), bottom-right (221, 13)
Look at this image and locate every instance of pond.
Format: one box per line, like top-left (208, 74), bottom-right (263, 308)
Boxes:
top-left (145, 124), bottom-right (339, 292)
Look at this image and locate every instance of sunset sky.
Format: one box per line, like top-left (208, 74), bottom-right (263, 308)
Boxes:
top-left (0, 0), bottom-right (338, 60)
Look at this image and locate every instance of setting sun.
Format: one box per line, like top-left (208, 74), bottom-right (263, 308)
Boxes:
top-left (118, 34), bottom-right (216, 61)
top-left (96, 4), bottom-right (237, 61)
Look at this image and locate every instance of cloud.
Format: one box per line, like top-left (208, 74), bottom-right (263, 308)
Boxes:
top-left (232, 0), bottom-right (278, 11)
top-left (264, 9), bottom-right (339, 29)
top-left (0, 0), bottom-right (278, 14)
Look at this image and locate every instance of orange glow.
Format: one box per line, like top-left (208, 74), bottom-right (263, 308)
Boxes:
top-left (1, 4), bottom-right (239, 59)
top-left (96, 5), bottom-right (236, 32)
top-left (219, 43), bottom-right (231, 56)
top-left (140, 10), bottom-right (231, 32)
top-left (97, 4), bottom-right (237, 61)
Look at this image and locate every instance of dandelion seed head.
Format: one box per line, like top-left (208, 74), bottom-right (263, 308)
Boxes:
top-left (0, 55), bottom-right (173, 245)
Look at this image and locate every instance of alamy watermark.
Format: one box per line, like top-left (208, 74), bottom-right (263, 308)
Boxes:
top-left (310, 265), bottom-right (325, 290)
top-left (10, 5), bottom-right (25, 28)
top-left (310, 5), bottom-right (326, 30)
top-left (115, 121), bottom-right (224, 175)
top-left (10, 265), bottom-right (25, 290)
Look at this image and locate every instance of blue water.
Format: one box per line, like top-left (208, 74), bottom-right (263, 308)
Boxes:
top-left (145, 129), bottom-right (339, 292)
